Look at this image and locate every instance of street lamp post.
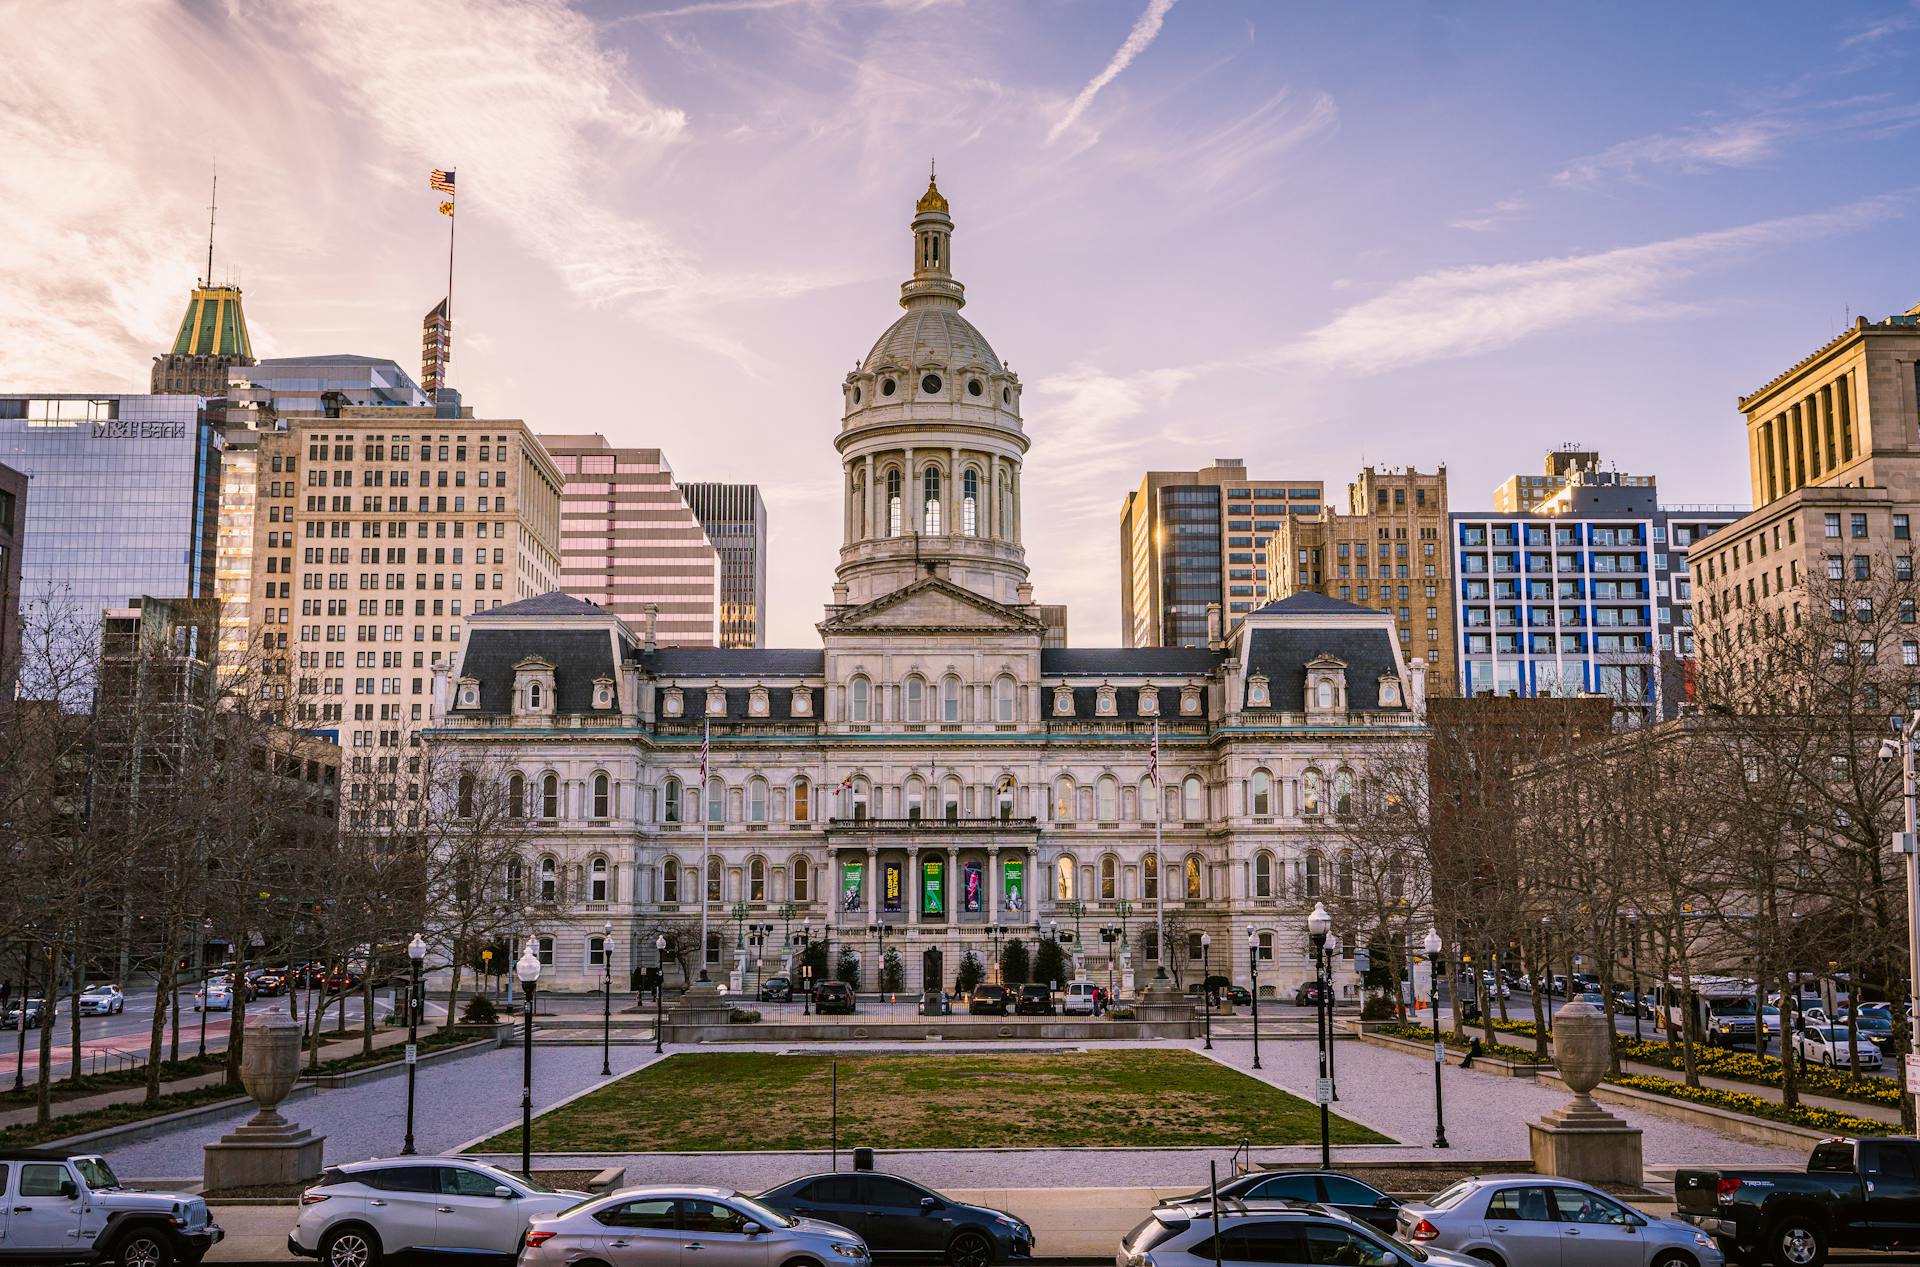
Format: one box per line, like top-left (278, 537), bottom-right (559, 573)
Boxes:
top-left (1245, 928), bottom-right (1260, 1069)
top-left (868, 923), bottom-right (895, 994)
top-left (515, 937), bottom-right (541, 1178)
top-left (1423, 928), bottom-right (1449, 1149)
top-left (402, 933), bottom-right (426, 1154)
top-left (1627, 914), bottom-right (1643, 1043)
top-left (1200, 933), bottom-right (1213, 1050)
top-left (1883, 717), bottom-right (1920, 1131)
top-left (198, 917), bottom-right (213, 1058)
top-left (1324, 932), bottom-right (1340, 1101)
top-left (1308, 902), bottom-right (1332, 1169)
top-left (653, 934), bottom-right (667, 1055)
top-left (600, 920), bottom-right (614, 1077)
top-left (794, 924), bottom-right (814, 1015)
top-left (1540, 915), bottom-right (1553, 1002)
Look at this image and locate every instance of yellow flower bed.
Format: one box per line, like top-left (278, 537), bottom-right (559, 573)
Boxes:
top-left (1611, 1075), bottom-right (1892, 1136)
top-left (1615, 1038), bottom-right (1901, 1109)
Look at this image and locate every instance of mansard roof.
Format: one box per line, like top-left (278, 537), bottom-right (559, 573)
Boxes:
top-left (644, 647), bottom-right (825, 677)
top-left (472, 592), bottom-right (611, 619)
top-left (454, 627), bottom-right (617, 715)
top-left (1244, 626), bottom-right (1407, 713)
top-left (1040, 647), bottom-right (1221, 676)
top-left (1245, 592), bottom-right (1378, 618)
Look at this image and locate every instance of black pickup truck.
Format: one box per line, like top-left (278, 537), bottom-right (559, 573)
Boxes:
top-left (1676, 1137), bottom-right (1920, 1266)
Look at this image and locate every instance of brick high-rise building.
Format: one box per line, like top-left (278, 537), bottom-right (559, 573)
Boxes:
top-left (1493, 446), bottom-right (1656, 513)
top-left (1118, 459), bottom-right (1324, 647)
top-left (1266, 466), bottom-right (1455, 695)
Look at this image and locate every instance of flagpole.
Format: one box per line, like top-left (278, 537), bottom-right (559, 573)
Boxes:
top-left (444, 199), bottom-right (455, 387)
top-left (1153, 718), bottom-right (1166, 981)
top-left (699, 718), bottom-right (711, 983)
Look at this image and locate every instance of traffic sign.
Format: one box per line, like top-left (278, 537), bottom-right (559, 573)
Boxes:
top-left (1434, 1041), bottom-right (1446, 1063)
top-left (1905, 1054), bottom-right (1920, 1094)
top-left (1316, 1077), bottom-right (1333, 1104)
top-left (405, 1044), bottom-right (418, 1066)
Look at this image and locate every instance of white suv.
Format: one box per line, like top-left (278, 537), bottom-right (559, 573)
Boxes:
top-left (289, 1157), bottom-right (587, 1267)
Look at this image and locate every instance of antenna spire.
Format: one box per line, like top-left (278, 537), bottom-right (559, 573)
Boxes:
top-left (205, 164), bottom-right (218, 288)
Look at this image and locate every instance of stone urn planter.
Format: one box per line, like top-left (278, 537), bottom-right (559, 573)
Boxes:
top-left (1552, 998), bottom-right (1612, 1106)
top-left (203, 1008), bottom-right (325, 1190)
top-left (1529, 998), bottom-right (1641, 1184)
top-left (239, 1010), bottom-right (302, 1127)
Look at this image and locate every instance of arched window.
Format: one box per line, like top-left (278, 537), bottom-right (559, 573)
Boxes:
top-left (793, 857), bottom-right (811, 902)
top-left (1185, 853), bottom-right (1202, 900)
top-left (1303, 770), bottom-right (1323, 816)
top-left (1053, 776), bottom-right (1075, 821)
top-left (457, 772), bottom-right (475, 818)
top-left (792, 778), bottom-right (811, 822)
top-left (1143, 851), bottom-right (1159, 900)
top-left (1334, 769), bottom-right (1354, 818)
top-left (592, 773), bottom-right (610, 819)
top-left (528, 682), bottom-right (542, 710)
top-left (922, 466), bottom-right (941, 534)
top-left (1250, 769), bottom-right (1272, 817)
top-left (748, 778), bottom-right (768, 823)
top-left (538, 856), bottom-right (557, 903)
top-left (850, 676), bottom-right (871, 722)
top-left (886, 470), bottom-right (902, 537)
top-left (590, 856), bottom-right (608, 902)
top-left (1056, 854), bottom-right (1076, 900)
top-left (663, 777), bottom-right (682, 823)
top-left (1254, 851), bottom-right (1273, 898)
top-left (1097, 776), bottom-right (1119, 822)
top-left (750, 857), bottom-right (767, 902)
top-left (941, 675), bottom-right (961, 722)
top-left (706, 778), bottom-right (725, 823)
top-left (994, 675), bottom-right (1015, 722)
top-left (662, 858), bottom-right (680, 904)
top-left (942, 777), bottom-right (963, 822)
top-left (1100, 854), bottom-right (1118, 900)
top-left (1316, 680), bottom-right (1334, 708)
top-left (1304, 852), bottom-right (1322, 898)
top-left (509, 772), bottom-right (526, 818)
top-left (541, 773), bottom-right (559, 819)
top-left (706, 856), bottom-right (722, 903)
top-left (507, 858), bottom-right (523, 903)
top-left (904, 675), bottom-right (925, 722)
top-left (851, 778), bottom-right (871, 820)
top-left (1337, 850), bottom-right (1354, 898)
top-left (963, 469), bottom-right (979, 536)
top-left (1182, 775), bottom-right (1204, 821)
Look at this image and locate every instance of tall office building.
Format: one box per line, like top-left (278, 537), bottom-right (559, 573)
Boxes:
top-left (0, 395), bottom-right (222, 633)
top-left (0, 463), bottom-right (24, 692)
top-left (1118, 459), bottom-right (1324, 646)
top-left (1453, 456), bottom-right (1743, 723)
top-left (1493, 446), bottom-right (1656, 513)
top-left (677, 481), bottom-right (767, 648)
top-left (1265, 466), bottom-right (1456, 695)
top-left (539, 435), bottom-right (721, 647)
top-left (249, 407), bottom-right (563, 792)
top-left (150, 285), bottom-right (255, 406)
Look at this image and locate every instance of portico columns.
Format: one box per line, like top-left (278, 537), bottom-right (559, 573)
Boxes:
top-left (908, 847), bottom-right (921, 926)
top-left (866, 846), bottom-right (879, 925)
top-left (947, 845), bottom-right (960, 924)
top-left (988, 846), bottom-right (1001, 925)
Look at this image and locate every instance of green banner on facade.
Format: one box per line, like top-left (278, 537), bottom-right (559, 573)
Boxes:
top-left (923, 859), bottom-right (944, 916)
top-left (1005, 859), bottom-right (1025, 914)
top-left (842, 860), bottom-right (864, 912)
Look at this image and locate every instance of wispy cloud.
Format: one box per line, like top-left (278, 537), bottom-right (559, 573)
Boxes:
top-left (1449, 196), bottom-right (1529, 233)
top-left (1841, 2), bottom-right (1920, 49)
top-left (1277, 197), bottom-right (1899, 375)
top-left (1046, 0), bottom-right (1179, 146)
top-left (1555, 119), bottom-right (1793, 186)
top-left (1180, 89), bottom-right (1337, 192)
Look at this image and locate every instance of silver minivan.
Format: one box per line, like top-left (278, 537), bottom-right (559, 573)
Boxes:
top-left (523, 1185), bottom-right (872, 1267)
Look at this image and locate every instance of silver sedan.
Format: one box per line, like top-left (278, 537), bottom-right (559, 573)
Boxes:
top-left (1397, 1175), bottom-right (1724, 1267)
top-left (522, 1185), bottom-right (872, 1267)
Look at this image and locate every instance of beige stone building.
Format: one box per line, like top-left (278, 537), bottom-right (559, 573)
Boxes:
top-left (1494, 447), bottom-right (1654, 513)
top-left (1265, 466), bottom-right (1455, 696)
top-left (1118, 460), bottom-right (1325, 647)
top-left (1694, 307), bottom-right (1920, 672)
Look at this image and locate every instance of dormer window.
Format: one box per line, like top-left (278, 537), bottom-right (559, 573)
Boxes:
top-left (1304, 654), bottom-right (1348, 718)
top-left (592, 677), bottom-right (615, 710)
top-left (791, 686), bottom-right (813, 717)
top-left (1181, 684), bottom-right (1203, 715)
top-left (1052, 685), bottom-right (1076, 716)
top-left (511, 656), bottom-right (556, 721)
top-left (748, 686), bottom-right (770, 717)
top-left (706, 686), bottom-right (727, 717)
top-left (528, 682), bottom-right (542, 710)
top-left (1095, 685), bottom-right (1116, 716)
top-left (1247, 673), bottom-right (1271, 708)
top-left (1379, 677), bottom-right (1401, 707)
top-left (1138, 687), bottom-right (1159, 716)
top-left (662, 688), bottom-right (683, 718)
top-left (455, 676), bottom-right (479, 710)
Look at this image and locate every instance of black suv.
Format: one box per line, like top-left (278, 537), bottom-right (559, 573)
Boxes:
top-left (759, 975), bottom-right (792, 1002)
top-left (815, 981), bottom-right (856, 1014)
top-left (968, 984), bottom-right (1010, 1015)
top-left (758, 1171), bottom-right (1033, 1267)
top-left (1014, 984), bottom-right (1054, 1016)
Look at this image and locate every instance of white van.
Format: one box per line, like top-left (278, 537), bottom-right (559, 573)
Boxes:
top-left (1063, 980), bottom-right (1098, 1015)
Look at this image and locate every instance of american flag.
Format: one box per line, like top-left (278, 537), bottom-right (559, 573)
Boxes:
top-left (698, 719), bottom-right (710, 782)
top-left (1147, 718), bottom-right (1160, 785)
top-left (430, 169), bottom-right (456, 194)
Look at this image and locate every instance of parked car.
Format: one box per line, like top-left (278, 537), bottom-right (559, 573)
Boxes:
top-left (522, 1185), bottom-right (870, 1267)
top-left (1292, 981), bottom-right (1327, 1007)
top-left (291, 1156), bottom-right (586, 1267)
top-left (1676, 1136), bottom-right (1920, 1266)
top-left (194, 980), bottom-right (234, 1012)
top-left (1795, 1024), bottom-right (1883, 1069)
top-left (0, 1149), bottom-right (221, 1266)
top-left (1162, 1170), bottom-right (1400, 1233)
top-left (1480, 972), bottom-right (1511, 998)
top-left (1122, 1199), bottom-right (1476, 1267)
top-left (758, 1170), bottom-right (1032, 1265)
top-left (815, 981), bottom-right (856, 1015)
top-left (247, 968), bottom-right (288, 997)
top-left (1014, 984), bottom-right (1054, 1016)
top-left (759, 975), bottom-right (793, 1003)
top-left (1400, 1174), bottom-right (1720, 1267)
top-left (1838, 1009), bottom-right (1895, 1047)
top-left (5, 998), bottom-right (52, 1028)
top-left (77, 984), bottom-right (125, 1017)
top-left (1061, 981), bottom-right (1097, 1015)
top-left (968, 985), bottom-right (1010, 1016)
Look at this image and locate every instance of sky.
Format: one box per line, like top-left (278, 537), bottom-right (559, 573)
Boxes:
top-left (4, 1), bottom-right (1920, 646)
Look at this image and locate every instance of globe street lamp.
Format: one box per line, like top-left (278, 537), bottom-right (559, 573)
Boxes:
top-left (1626, 913), bottom-right (1643, 1043)
top-left (1200, 933), bottom-right (1213, 1051)
top-left (402, 932), bottom-right (426, 1154)
top-left (515, 937), bottom-right (541, 1178)
top-left (600, 920), bottom-right (614, 1077)
top-left (1308, 901), bottom-right (1332, 1170)
top-left (1423, 928), bottom-right (1449, 1149)
top-left (653, 933), bottom-right (667, 1055)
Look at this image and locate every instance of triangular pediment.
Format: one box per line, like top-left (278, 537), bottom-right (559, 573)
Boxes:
top-left (1305, 652), bottom-right (1348, 669)
top-left (821, 575), bottom-right (1045, 636)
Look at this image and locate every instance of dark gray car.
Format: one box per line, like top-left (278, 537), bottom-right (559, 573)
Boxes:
top-left (759, 1172), bottom-right (1033, 1267)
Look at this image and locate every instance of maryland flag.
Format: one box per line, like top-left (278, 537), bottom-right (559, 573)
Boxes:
top-left (431, 168), bottom-right (455, 215)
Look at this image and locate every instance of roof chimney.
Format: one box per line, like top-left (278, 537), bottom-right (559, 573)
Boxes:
top-left (643, 603), bottom-right (658, 651)
top-left (1206, 601), bottom-right (1224, 651)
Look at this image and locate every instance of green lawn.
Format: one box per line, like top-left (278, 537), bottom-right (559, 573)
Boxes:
top-left (481, 1049), bottom-right (1389, 1153)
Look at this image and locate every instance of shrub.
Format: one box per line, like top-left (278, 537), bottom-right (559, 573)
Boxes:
top-left (728, 1007), bottom-right (762, 1024)
top-left (459, 995), bottom-right (499, 1025)
top-left (1360, 995), bottom-right (1395, 1021)
top-left (1109, 1005), bottom-right (1136, 1020)
top-left (1002, 938), bottom-right (1031, 985)
top-left (1378, 1022), bottom-right (1545, 1065)
top-left (955, 951), bottom-right (984, 996)
top-left (1034, 939), bottom-right (1070, 988)
top-left (835, 946), bottom-right (861, 989)
top-left (880, 947), bottom-right (905, 993)
top-left (1614, 1037), bottom-right (1901, 1109)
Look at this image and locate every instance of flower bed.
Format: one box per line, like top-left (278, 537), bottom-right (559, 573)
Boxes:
top-left (1609, 1075), bottom-right (1893, 1136)
top-left (1614, 1038), bottom-right (1900, 1109)
top-left (1377, 1022), bottom-right (1546, 1065)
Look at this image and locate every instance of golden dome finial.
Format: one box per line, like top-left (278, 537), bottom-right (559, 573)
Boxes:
top-left (916, 158), bottom-right (949, 214)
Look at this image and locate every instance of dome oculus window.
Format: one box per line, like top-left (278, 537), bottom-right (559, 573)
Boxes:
top-left (881, 378), bottom-right (897, 397)
top-left (1001, 386), bottom-right (1012, 404)
top-left (967, 379), bottom-right (983, 397)
top-left (921, 373), bottom-right (943, 395)
top-left (852, 386), bottom-right (863, 404)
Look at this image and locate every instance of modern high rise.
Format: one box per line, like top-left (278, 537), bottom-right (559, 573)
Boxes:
top-left (248, 406), bottom-right (563, 786)
top-left (421, 299), bottom-right (451, 396)
top-left (1493, 446), bottom-right (1655, 513)
top-left (539, 435), bottom-right (721, 648)
top-left (0, 462), bottom-right (24, 692)
top-left (1118, 459), bottom-right (1324, 646)
top-left (1265, 466), bottom-right (1456, 695)
top-left (677, 481), bottom-right (767, 648)
top-left (1452, 458), bottom-right (1743, 723)
top-left (0, 395), bottom-right (222, 633)
top-left (150, 285), bottom-right (255, 404)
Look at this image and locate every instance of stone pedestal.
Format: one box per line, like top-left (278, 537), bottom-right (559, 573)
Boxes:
top-left (1128, 975), bottom-right (1198, 1037)
top-left (664, 978), bottom-right (735, 1042)
top-left (203, 1011), bottom-right (324, 1191)
top-left (1530, 999), bottom-right (1642, 1185)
